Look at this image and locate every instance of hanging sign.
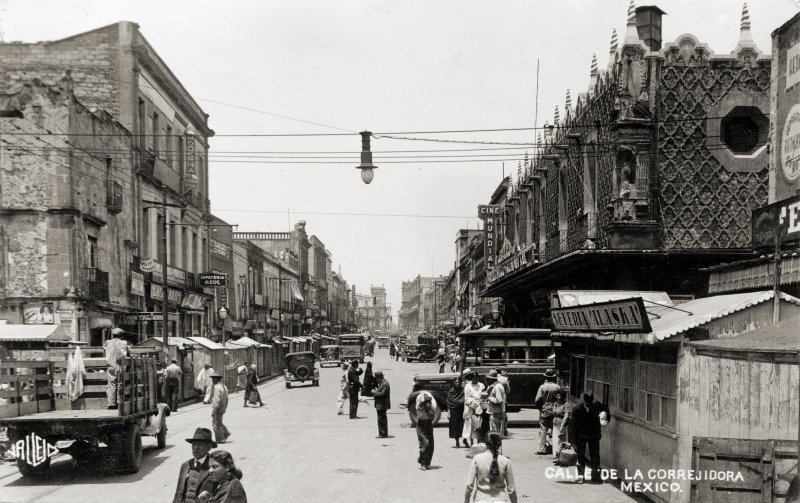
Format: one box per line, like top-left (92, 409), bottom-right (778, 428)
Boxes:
top-left (131, 271), bottom-right (145, 297)
top-left (140, 259), bottom-right (155, 273)
top-left (551, 297), bottom-right (651, 333)
top-left (198, 273), bottom-right (227, 287)
top-left (478, 205), bottom-right (503, 270)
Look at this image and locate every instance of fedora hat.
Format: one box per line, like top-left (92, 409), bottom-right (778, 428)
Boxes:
top-left (462, 368), bottom-right (475, 377)
top-left (544, 369), bottom-right (557, 378)
top-left (209, 370), bottom-right (223, 379)
top-left (486, 369), bottom-right (498, 380)
top-left (186, 427), bottom-right (217, 447)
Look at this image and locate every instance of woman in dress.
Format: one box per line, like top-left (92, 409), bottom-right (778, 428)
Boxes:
top-left (551, 388), bottom-right (569, 461)
top-left (361, 361), bottom-right (377, 398)
top-left (464, 431), bottom-right (517, 503)
top-left (198, 450), bottom-right (247, 503)
top-left (461, 369), bottom-right (485, 448)
top-left (447, 378), bottom-right (467, 448)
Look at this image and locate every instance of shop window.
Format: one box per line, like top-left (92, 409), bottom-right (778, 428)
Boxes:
top-left (720, 106), bottom-right (768, 155)
top-left (619, 386), bottom-right (635, 414)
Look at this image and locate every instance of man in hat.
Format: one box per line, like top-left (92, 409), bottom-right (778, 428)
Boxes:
top-left (534, 368), bottom-right (561, 454)
top-left (483, 369), bottom-right (506, 435)
top-left (371, 370), bottom-right (391, 438)
top-left (173, 427), bottom-right (216, 503)
top-left (165, 358), bottom-right (183, 412)
top-left (414, 383), bottom-right (436, 470)
top-left (347, 359), bottom-right (363, 419)
top-left (104, 327), bottom-right (130, 409)
top-left (196, 363), bottom-right (215, 404)
top-left (244, 363), bottom-right (263, 407)
top-left (208, 371), bottom-right (230, 444)
top-left (568, 389), bottom-right (611, 484)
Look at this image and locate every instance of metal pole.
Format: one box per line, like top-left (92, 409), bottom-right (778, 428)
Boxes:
top-left (278, 270), bottom-right (283, 342)
top-left (773, 231), bottom-right (782, 323)
top-left (161, 191), bottom-right (169, 351)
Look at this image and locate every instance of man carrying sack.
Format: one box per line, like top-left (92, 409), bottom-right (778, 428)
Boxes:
top-left (244, 364), bottom-right (264, 407)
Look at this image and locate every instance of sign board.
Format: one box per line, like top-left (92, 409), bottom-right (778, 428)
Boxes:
top-left (773, 24), bottom-right (800, 201)
top-left (139, 258), bottom-right (155, 273)
top-left (122, 312), bottom-right (179, 323)
top-left (198, 273), bottom-right (227, 287)
top-left (478, 205), bottom-right (503, 270)
top-left (550, 297), bottom-right (651, 333)
top-left (787, 42), bottom-right (800, 91)
top-left (9, 432), bottom-right (59, 468)
top-left (131, 271), bottom-right (145, 297)
top-left (751, 194), bottom-right (800, 248)
top-left (210, 238), bottom-right (232, 260)
top-left (487, 245), bottom-right (533, 285)
top-left (151, 284), bottom-right (183, 304)
top-left (218, 286), bottom-right (228, 306)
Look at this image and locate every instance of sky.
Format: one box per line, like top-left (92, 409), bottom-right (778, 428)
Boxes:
top-left (1, 0), bottom-right (798, 313)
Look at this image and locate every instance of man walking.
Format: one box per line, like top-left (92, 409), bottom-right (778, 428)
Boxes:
top-left (336, 362), bottom-right (350, 415)
top-left (196, 363), bottom-right (215, 404)
top-left (208, 371), bottom-right (230, 444)
top-left (497, 369), bottom-right (511, 436)
top-left (415, 384), bottom-right (436, 470)
top-left (568, 389), bottom-right (610, 484)
top-left (534, 369), bottom-right (561, 454)
top-left (347, 360), bottom-right (363, 419)
top-left (484, 370), bottom-right (506, 435)
top-left (372, 370), bottom-right (391, 438)
top-left (165, 358), bottom-right (183, 412)
top-left (104, 328), bottom-right (129, 409)
top-left (173, 427), bottom-right (216, 503)
top-left (243, 364), bottom-right (263, 407)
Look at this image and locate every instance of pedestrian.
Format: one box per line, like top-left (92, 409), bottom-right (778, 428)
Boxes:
top-left (551, 389), bottom-right (569, 462)
top-left (447, 377), bottom-right (467, 448)
top-left (463, 431), bottom-right (517, 503)
top-left (235, 363), bottom-right (248, 393)
top-left (165, 358), bottom-right (183, 412)
top-left (389, 342), bottom-right (395, 358)
top-left (437, 350), bottom-right (446, 373)
top-left (243, 364), bottom-right (263, 407)
top-left (208, 371), bottom-right (231, 444)
top-left (198, 450), bottom-right (247, 503)
top-left (347, 359), bottom-right (363, 419)
top-left (336, 362), bottom-right (350, 415)
top-left (534, 369), bottom-right (561, 455)
top-left (483, 370), bottom-right (506, 435)
top-left (371, 370), bottom-right (391, 438)
top-left (567, 389), bottom-right (610, 484)
top-left (196, 363), bottom-right (215, 404)
top-left (104, 327), bottom-right (130, 409)
top-left (414, 383), bottom-right (436, 470)
top-left (497, 369), bottom-right (511, 436)
top-left (173, 427), bottom-right (216, 503)
top-left (361, 361), bottom-right (377, 398)
top-left (462, 369), bottom-right (484, 448)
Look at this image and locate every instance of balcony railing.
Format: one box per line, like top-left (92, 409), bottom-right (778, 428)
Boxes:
top-left (85, 267), bottom-right (110, 302)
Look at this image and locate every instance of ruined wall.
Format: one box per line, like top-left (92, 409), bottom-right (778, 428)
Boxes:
top-left (0, 24), bottom-right (121, 117)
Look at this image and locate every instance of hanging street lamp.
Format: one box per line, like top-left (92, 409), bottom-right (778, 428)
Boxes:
top-left (356, 131), bottom-right (378, 184)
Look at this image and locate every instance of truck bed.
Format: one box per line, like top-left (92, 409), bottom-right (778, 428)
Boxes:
top-left (0, 408), bottom-right (122, 424)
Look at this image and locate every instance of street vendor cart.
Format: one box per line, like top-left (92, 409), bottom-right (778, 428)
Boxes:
top-left (0, 343), bottom-right (168, 477)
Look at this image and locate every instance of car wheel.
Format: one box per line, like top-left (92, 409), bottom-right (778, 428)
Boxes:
top-left (156, 422), bottom-right (167, 449)
top-left (119, 424), bottom-right (142, 474)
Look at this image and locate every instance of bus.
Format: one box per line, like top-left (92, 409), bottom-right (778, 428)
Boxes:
top-left (338, 333), bottom-right (366, 364)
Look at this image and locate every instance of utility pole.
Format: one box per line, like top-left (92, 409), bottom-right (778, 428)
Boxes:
top-left (773, 231), bottom-right (782, 323)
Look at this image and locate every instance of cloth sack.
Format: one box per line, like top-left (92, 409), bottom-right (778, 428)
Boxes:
top-left (557, 442), bottom-right (578, 467)
top-left (466, 443), bottom-right (487, 459)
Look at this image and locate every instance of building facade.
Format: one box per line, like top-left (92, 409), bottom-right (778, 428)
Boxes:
top-left (355, 286), bottom-right (391, 333)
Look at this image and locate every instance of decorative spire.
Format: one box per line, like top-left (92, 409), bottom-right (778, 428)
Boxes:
top-left (608, 28), bottom-right (619, 69)
top-left (537, 132), bottom-right (542, 146)
top-left (741, 2), bottom-right (750, 31)
top-left (517, 161), bottom-right (522, 185)
top-left (623, 0), bottom-right (641, 45)
top-left (565, 89), bottom-right (572, 112)
top-left (590, 53), bottom-right (598, 78)
top-left (554, 105), bottom-right (560, 125)
top-left (737, 3), bottom-right (754, 47)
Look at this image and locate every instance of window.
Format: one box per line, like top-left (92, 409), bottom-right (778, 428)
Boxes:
top-left (558, 164), bottom-right (568, 251)
top-left (191, 232), bottom-right (197, 273)
top-left (138, 99), bottom-right (146, 147)
top-left (157, 212), bottom-right (165, 259)
top-left (178, 136), bottom-right (185, 178)
top-left (201, 237), bottom-right (206, 271)
top-left (142, 208), bottom-right (151, 258)
top-left (723, 116), bottom-right (759, 153)
top-left (169, 219), bottom-right (177, 266)
top-left (181, 227), bottom-right (188, 270)
top-left (166, 126), bottom-right (173, 167)
top-left (87, 236), bottom-right (98, 268)
top-left (152, 113), bottom-right (160, 155)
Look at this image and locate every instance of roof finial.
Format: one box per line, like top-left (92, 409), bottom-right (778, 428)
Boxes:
top-left (537, 132), bottom-right (542, 146)
top-left (623, 0), bottom-right (641, 45)
top-left (735, 2), bottom-right (756, 50)
top-left (741, 2), bottom-right (751, 31)
top-left (554, 105), bottom-right (560, 125)
top-left (565, 89), bottom-right (572, 111)
top-left (590, 53), bottom-right (598, 78)
top-left (608, 28), bottom-right (619, 70)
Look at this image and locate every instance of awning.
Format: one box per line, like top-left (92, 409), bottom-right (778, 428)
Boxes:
top-left (0, 323), bottom-right (72, 342)
top-left (187, 336), bottom-right (226, 350)
top-left (243, 320), bottom-right (257, 330)
top-left (555, 290), bottom-right (673, 308)
top-left (290, 284), bottom-right (304, 302)
top-left (709, 256), bottom-right (800, 294)
top-left (689, 319), bottom-right (800, 360)
top-left (225, 336), bottom-right (269, 348)
top-left (135, 336), bottom-right (198, 350)
top-left (458, 281), bottom-right (469, 296)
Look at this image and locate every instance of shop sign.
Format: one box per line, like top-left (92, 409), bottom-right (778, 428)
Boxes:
top-left (8, 432), bottom-right (58, 468)
top-left (787, 42), bottom-right (800, 91)
top-left (551, 297), bottom-right (651, 333)
top-left (150, 261), bottom-right (186, 287)
top-left (123, 312), bottom-right (179, 322)
top-left (751, 193), bottom-right (800, 248)
top-left (198, 272), bottom-right (227, 287)
top-left (478, 205), bottom-right (503, 270)
top-left (151, 284), bottom-right (183, 304)
top-left (487, 245), bottom-right (533, 285)
top-left (139, 258), bottom-right (155, 273)
top-left (131, 271), bottom-right (145, 297)
top-left (782, 104), bottom-right (800, 184)
top-left (210, 238), bottom-right (232, 260)
top-left (218, 287), bottom-right (228, 306)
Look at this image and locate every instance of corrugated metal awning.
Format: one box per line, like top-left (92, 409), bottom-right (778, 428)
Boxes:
top-left (0, 324), bottom-right (72, 342)
top-left (709, 256), bottom-right (800, 294)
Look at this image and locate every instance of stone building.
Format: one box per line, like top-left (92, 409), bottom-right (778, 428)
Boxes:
top-left (0, 77), bottom-right (136, 344)
top-left (0, 22), bottom-right (216, 343)
top-left (399, 275), bottom-right (446, 332)
top-left (355, 286), bottom-right (391, 333)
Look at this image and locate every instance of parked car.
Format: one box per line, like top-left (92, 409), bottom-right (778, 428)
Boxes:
top-left (284, 352), bottom-right (320, 388)
top-left (404, 343), bottom-right (437, 362)
top-left (320, 345), bottom-right (341, 367)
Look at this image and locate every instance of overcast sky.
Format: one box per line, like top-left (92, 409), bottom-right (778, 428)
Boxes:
top-left (2, 0), bottom-right (797, 313)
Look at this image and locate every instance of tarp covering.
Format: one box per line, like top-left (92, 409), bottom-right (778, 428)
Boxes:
top-left (688, 318), bottom-right (800, 355)
top-left (187, 336), bottom-right (226, 350)
top-left (290, 284), bottom-right (304, 302)
top-left (135, 336), bottom-right (198, 349)
top-left (556, 290), bottom-right (673, 308)
top-left (225, 336), bottom-right (268, 348)
top-left (0, 323), bottom-right (72, 342)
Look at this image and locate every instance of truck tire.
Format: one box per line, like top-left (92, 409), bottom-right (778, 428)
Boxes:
top-left (17, 457), bottom-right (50, 478)
top-left (156, 422), bottom-right (167, 449)
top-left (119, 424), bottom-right (142, 473)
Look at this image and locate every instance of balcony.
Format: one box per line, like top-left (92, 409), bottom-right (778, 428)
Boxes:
top-left (106, 180), bottom-right (123, 214)
top-left (138, 150), bottom-right (156, 177)
top-left (85, 267), bottom-right (110, 303)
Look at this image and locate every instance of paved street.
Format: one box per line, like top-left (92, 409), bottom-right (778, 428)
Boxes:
top-left (0, 349), bottom-right (639, 503)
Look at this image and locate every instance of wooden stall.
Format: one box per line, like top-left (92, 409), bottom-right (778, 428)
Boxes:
top-left (187, 336), bottom-right (226, 378)
top-left (135, 337), bottom-right (198, 401)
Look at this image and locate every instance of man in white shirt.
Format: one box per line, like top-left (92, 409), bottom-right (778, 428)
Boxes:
top-left (104, 328), bottom-right (129, 409)
top-left (195, 363), bottom-right (215, 404)
top-left (414, 384), bottom-right (437, 470)
top-left (484, 370), bottom-right (506, 435)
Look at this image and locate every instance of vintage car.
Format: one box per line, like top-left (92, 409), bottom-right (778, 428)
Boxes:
top-left (338, 333), bottom-right (366, 363)
top-left (320, 345), bottom-right (341, 367)
top-left (284, 351), bottom-right (320, 388)
top-left (406, 372), bottom-right (455, 425)
top-left (404, 343), bottom-right (437, 362)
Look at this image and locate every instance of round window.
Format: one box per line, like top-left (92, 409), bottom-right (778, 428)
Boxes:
top-left (723, 116), bottom-right (759, 153)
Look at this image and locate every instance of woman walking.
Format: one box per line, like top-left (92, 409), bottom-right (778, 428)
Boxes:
top-left (447, 378), bottom-right (468, 448)
top-left (464, 431), bottom-right (517, 503)
top-left (551, 388), bottom-right (569, 461)
top-left (198, 450), bottom-right (247, 503)
top-left (462, 369), bottom-right (484, 447)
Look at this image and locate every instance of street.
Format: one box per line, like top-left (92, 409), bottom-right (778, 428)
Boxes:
top-left (0, 349), bottom-right (638, 503)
